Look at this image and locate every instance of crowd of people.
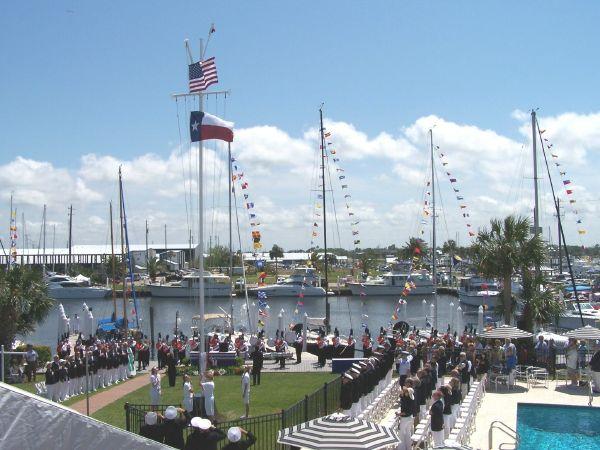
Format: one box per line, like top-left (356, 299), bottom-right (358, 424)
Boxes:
top-left (140, 406), bottom-right (256, 449)
top-left (42, 333), bottom-right (151, 403)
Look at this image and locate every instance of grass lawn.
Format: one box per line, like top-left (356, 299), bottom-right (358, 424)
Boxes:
top-left (92, 372), bottom-right (337, 429)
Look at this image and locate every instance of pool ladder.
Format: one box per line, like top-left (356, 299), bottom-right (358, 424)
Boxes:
top-left (488, 420), bottom-right (519, 450)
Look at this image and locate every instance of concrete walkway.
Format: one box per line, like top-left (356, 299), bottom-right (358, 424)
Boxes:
top-left (69, 370), bottom-right (153, 415)
top-left (250, 352), bottom-right (332, 373)
top-left (470, 379), bottom-right (597, 450)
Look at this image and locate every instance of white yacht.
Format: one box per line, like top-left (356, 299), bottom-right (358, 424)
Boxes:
top-left (46, 274), bottom-right (111, 300)
top-left (557, 301), bottom-right (600, 330)
top-left (346, 267), bottom-right (435, 296)
top-left (149, 271), bottom-right (232, 298)
top-left (248, 267), bottom-right (326, 297)
top-left (458, 276), bottom-right (501, 307)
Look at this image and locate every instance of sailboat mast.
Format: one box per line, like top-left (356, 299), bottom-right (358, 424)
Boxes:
top-left (67, 205), bottom-right (73, 274)
top-left (52, 224), bottom-right (56, 272)
top-left (557, 198), bottom-right (562, 273)
top-left (228, 142), bottom-right (234, 332)
top-left (110, 201), bottom-right (117, 320)
top-left (430, 129), bottom-right (438, 330)
top-left (118, 168), bottom-right (128, 328)
top-left (531, 110), bottom-right (540, 278)
top-left (42, 204), bottom-right (46, 276)
top-left (319, 106), bottom-right (330, 331)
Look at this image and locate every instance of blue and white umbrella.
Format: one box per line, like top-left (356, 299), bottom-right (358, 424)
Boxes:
top-left (277, 413), bottom-right (400, 450)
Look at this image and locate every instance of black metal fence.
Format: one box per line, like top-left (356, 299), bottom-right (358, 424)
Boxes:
top-left (125, 375), bottom-right (342, 449)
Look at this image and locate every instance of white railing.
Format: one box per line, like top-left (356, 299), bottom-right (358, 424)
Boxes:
top-left (448, 373), bottom-right (487, 445)
top-left (357, 370), bottom-right (399, 422)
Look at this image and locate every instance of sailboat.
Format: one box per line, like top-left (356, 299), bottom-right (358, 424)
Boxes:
top-left (46, 204), bottom-right (111, 300)
top-left (247, 108), bottom-right (333, 300)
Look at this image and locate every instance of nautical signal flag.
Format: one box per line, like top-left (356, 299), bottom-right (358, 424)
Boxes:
top-left (563, 180), bottom-right (571, 185)
top-left (190, 111), bottom-right (234, 142)
top-left (246, 203), bottom-right (254, 209)
top-left (566, 189), bottom-right (573, 195)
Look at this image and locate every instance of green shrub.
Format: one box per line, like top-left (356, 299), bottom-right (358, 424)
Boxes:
top-left (14, 344), bottom-right (52, 369)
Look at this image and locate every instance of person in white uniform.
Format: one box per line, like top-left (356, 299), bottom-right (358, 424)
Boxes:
top-left (149, 367), bottom-right (161, 409)
top-left (182, 374), bottom-right (194, 413)
top-left (241, 366), bottom-right (251, 418)
top-left (201, 370), bottom-right (216, 420)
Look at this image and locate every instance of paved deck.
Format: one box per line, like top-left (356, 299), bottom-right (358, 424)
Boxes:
top-left (248, 352), bottom-right (333, 373)
top-left (470, 379), bottom-right (598, 450)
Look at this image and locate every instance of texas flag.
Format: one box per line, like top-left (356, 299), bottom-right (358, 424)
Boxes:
top-left (190, 111), bottom-right (234, 142)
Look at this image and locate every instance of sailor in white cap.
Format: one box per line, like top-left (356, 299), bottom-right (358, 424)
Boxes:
top-left (139, 411), bottom-right (164, 443)
top-left (184, 417), bottom-right (226, 450)
top-left (222, 426), bottom-right (256, 449)
top-left (163, 405), bottom-right (187, 449)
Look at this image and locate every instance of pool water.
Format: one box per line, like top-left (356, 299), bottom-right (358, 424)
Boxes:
top-left (517, 403), bottom-right (600, 449)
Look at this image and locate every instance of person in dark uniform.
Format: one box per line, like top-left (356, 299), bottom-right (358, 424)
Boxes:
top-left (250, 345), bottom-right (263, 386)
top-left (396, 386), bottom-right (416, 450)
top-left (293, 333), bottom-right (303, 364)
top-left (345, 334), bottom-right (355, 358)
top-left (163, 406), bottom-right (188, 449)
top-left (184, 417), bottom-right (226, 450)
top-left (140, 411), bottom-right (164, 443)
top-left (222, 426), bottom-right (256, 450)
top-left (429, 390), bottom-right (445, 447)
top-left (167, 351), bottom-right (177, 387)
top-left (44, 362), bottom-right (56, 401)
top-left (441, 384), bottom-right (453, 438)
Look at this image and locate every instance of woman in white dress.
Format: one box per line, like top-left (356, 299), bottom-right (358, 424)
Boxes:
top-left (149, 367), bottom-right (161, 410)
top-left (182, 374), bottom-right (194, 413)
top-left (200, 370), bottom-right (215, 419)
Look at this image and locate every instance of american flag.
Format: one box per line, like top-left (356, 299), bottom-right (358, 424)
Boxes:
top-left (188, 57), bottom-right (218, 93)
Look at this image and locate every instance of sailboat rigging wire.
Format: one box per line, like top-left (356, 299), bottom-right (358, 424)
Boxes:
top-left (324, 147), bottom-right (343, 250)
top-left (433, 158), bottom-right (451, 245)
top-left (232, 166), bottom-right (253, 333)
top-left (535, 117), bottom-right (584, 327)
top-left (176, 98), bottom-right (192, 242)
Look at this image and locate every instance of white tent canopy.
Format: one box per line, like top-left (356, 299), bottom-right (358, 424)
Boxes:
top-left (480, 325), bottom-right (533, 339)
top-left (0, 383), bottom-right (170, 449)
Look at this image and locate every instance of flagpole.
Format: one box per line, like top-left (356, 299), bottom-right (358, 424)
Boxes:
top-left (430, 128), bottom-right (438, 331)
top-left (197, 37), bottom-right (206, 376)
top-left (228, 142), bottom-right (234, 333)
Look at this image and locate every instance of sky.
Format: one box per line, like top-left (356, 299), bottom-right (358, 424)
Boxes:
top-left (1, 1), bottom-right (600, 252)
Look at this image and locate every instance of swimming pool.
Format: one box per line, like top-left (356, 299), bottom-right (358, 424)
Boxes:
top-left (517, 403), bottom-right (600, 449)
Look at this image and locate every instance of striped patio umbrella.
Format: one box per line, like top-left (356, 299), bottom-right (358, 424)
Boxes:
top-left (277, 413), bottom-right (400, 450)
top-left (480, 325), bottom-right (533, 339)
top-left (565, 325), bottom-right (600, 340)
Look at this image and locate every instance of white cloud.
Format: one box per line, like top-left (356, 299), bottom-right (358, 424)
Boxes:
top-left (2, 111), bottom-right (599, 249)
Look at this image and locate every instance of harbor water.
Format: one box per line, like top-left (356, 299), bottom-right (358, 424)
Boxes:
top-left (23, 293), bottom-right (480, 349)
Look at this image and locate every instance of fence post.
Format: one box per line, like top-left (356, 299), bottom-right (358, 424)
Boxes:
top-left (304, 395), bottom-right (309, 422)
top-left (124, 402), bottom-right (130, 431)
top-left (281, 409), bottom-right (285, 430)
top-left (323, 382), bottom-right (328, 414)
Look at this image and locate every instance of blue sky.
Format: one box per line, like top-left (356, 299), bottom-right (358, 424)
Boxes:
top-left (2, 1), bottom-right (600, 249)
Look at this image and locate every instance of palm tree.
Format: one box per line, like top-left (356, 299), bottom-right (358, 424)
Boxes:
top-left (401, 237), bottom-right (428, 260)
top-left (442, 239), bottom-right (458, 256)
top-left (146, 258), bottom-right (167, 282)
top-left (269, 244), bottom-right (284, 278)
top-left (520, 272), bottom-right (564, 332)
top-left (0, 266), bottom-right (53, 348)
top-left (472, 215), bottom-right (546, 324)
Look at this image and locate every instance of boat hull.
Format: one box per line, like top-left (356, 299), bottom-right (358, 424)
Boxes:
top-left (149, 284), bottom-right (231, 298)
top-left (248, 285), bottom-right (326, 297)
top-left (346, 282), bottom-right (434, 296)
top-left (48, 287), bottom-right (110, 300)
top-left (458, 292), bottom-right (501, 308)
top-left (556, 314), bottom-right (600, 330)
